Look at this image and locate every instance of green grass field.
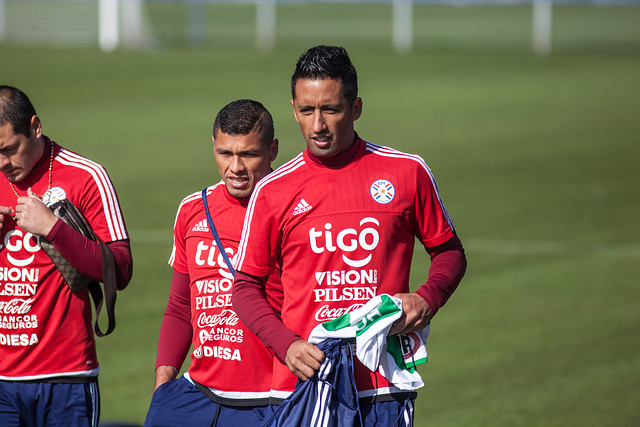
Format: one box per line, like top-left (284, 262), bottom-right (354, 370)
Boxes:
top-left (2, 3), bottom-right (640, 426)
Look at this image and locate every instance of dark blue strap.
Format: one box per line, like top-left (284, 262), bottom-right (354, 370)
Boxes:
top-left (201, 188), bottom-right (235, 276)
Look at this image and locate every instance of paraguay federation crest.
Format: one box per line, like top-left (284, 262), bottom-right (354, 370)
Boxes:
top-left (42, 187), bottom-right (67, 207)
top-left (370, 179), bottom-right (395, 204)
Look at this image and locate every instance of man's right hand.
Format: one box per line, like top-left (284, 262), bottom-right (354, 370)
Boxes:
top-left (285, 339), bottom-right (325, 381)
top-left (154, 365), bottom-right (179, 392)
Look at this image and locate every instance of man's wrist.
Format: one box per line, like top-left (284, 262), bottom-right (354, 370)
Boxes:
top-left (44, 217), bottom-right (64, 240)
top-left (415, 286), bottom-right (439, 317)
top-left (154, 365), bottom-right (179, 382)
top-left (274, 332), bottom-right (303, 364)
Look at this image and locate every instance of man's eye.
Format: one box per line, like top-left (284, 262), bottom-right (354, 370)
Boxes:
top-left (0, 145), bottom-right (18, 154)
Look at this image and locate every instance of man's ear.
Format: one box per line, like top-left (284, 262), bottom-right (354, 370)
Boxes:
top-left (290, 99), bottom-right (301, 124)
top-left (269, 139), bottom-right (279, 162)
top-left (351, 97), bottom-right (363, 122)
top-left (30, 115), bottom-right (42, 138)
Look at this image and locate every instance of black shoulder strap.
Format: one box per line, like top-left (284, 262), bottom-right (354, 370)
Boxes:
top-left (91, 239), bottom-right (117, 337)
top-left (201, 188), bottom-right (235, 276)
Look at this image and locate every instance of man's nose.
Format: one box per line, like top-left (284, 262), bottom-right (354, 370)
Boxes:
top-left (229, 156), bottom-right (244, 173)
top-left (0, 154), bottom-right (11, 170)
top-left (312, 112), bottom-right (327, 133)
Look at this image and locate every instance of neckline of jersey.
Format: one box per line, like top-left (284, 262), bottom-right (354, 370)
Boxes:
top-left (303, 134), bottom-right (364, 171)
top-left (217, 181), bottom-right (251, 208)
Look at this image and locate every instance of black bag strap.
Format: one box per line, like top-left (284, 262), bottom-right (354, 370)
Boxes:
top-left (91, 239), bottom-right (117, 337)
top-left (201, 188), bottom-right (235, 276)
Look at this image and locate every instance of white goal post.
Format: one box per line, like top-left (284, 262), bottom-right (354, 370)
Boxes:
top-left (532, 0), bottom-right (552, 56)
top-left (99, 0), bottom-right (148, 51)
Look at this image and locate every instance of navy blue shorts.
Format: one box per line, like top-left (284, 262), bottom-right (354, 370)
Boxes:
top-left (360, 398), bottom-right (415, 427)
top-left (144, 376), bottom-right (274, 427)
top-left (0, 379), bottom-right (99, 427)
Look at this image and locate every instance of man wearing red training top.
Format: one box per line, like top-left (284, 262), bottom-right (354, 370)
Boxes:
top-left (0, 85), bottom-right (132, 426)
top-left (233, 45), bottom-right (467, 424)
top-left (145, 99), bottom-right (281, 426)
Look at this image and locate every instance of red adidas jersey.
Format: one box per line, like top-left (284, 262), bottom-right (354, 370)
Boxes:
top-left (169, 183), bottom-right (283, 402)
top-left (236, 138), bottom-right (455, 400)
top-left (0, 138), bottom-right (128, 380)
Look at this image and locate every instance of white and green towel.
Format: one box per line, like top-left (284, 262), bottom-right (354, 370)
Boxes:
top-left (308, 294), bottom-right (429, 391)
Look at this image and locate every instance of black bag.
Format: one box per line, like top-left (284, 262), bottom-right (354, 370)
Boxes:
top-left (40, 199), bottom-right (117, 337)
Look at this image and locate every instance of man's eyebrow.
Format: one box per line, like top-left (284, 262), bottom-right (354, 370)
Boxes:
top-left (300, 101), bottom-right (342, 107)
top-left (215, 147), bottom-right (262, 155)
top-left (239, 149), bottom-right (263, 155)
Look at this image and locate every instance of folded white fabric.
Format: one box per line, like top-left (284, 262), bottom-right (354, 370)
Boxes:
top-left (308, 294), bottom-right (429, 391)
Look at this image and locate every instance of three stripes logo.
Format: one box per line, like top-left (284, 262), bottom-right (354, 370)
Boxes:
top-left (292, 199), bottom-right (312, 216)
top-left (192, 219), bottom-right (209, 232)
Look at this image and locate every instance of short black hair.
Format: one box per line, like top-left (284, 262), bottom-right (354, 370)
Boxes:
top-left (291, 45), bottom-right (358, 103)
top-left (213, 99), bottom-right (274, 145)
top-left (0, 85), bottom-right (37, 137)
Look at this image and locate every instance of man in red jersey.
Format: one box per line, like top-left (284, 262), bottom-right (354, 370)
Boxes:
top-left (145, 99), bottom-right (282, 426)
top-left (0, 85), bottom-right (132, 427)
top-left (233, 46), bottom-right (467, 425)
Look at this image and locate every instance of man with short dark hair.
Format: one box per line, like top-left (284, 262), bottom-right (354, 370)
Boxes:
top-left (0, 85), bottom-right (132, 426)
top-left (233, 45), bottom-right (467, 425)
top-left (145, 99), bottom-right (282, 426)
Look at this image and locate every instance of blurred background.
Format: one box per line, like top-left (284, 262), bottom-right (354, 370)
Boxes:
top-left (2, 1), bottom-right (639, 425)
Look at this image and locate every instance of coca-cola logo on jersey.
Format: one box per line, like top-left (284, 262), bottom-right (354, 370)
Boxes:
top-left (196, 309), bottom-right (239, 328)
top-left (315, 303), bottom-right (363, 322)
top-left (1, 230), bottom-right (41, 267)
top-left (194, 240), bottom-right (235, 279)
top-left (0, 298), bottom-right (34, 315)
top-left (308, 217), bottom-right (380, 268)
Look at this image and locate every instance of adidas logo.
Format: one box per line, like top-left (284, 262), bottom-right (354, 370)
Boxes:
top-left (292, 199), bottom-right (312, 216)
top-left (192, 219), bottom-right (209, 232)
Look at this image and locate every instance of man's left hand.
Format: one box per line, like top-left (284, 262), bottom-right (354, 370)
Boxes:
top-left (14, 188), bottom-right (58, 237)
top-left (388, 293), bottom-right (433, 336)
